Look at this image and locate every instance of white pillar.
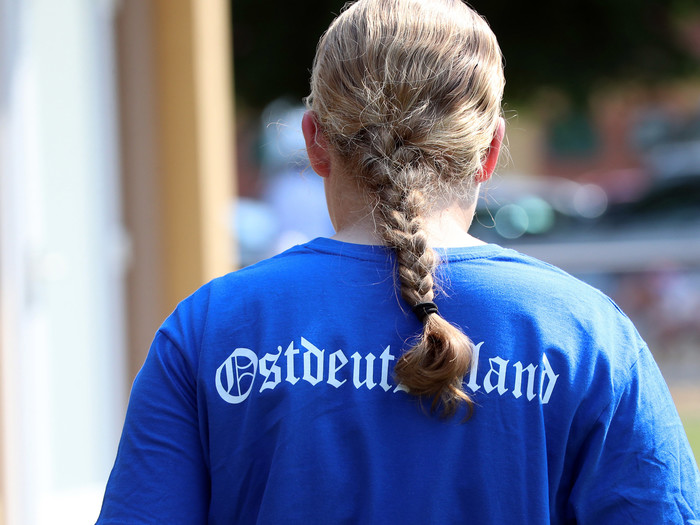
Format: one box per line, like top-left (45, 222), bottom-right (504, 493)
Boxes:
top-left (0, 0), bottom-right (126, 523)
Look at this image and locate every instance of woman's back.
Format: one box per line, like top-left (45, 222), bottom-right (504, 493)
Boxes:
top-left (99, 238), bottom-right (698, 523)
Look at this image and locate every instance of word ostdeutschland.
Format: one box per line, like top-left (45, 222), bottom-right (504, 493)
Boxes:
top-left (215, 338), bottom-right (559, 405)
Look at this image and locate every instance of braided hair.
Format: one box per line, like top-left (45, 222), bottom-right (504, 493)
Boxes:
top-left (306, 0), bottom-right (505, 416)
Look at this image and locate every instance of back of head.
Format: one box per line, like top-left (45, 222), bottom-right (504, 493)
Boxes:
top-left (306, 0), bottom-right (505, 417)
top-left (308, 0), bottom-right (504, 201)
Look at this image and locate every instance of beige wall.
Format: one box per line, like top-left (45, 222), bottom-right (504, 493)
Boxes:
top-left (116, 0), bottom-right (236, 381)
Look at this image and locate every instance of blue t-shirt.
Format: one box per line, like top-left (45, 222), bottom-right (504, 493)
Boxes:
top-left (97, 238), bottom-right (700, 524)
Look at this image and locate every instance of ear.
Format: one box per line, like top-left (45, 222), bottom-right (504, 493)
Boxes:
top-left (302, 111), bottom-right (332, 178)
top-left (476, 117), bottom-right (505, 183)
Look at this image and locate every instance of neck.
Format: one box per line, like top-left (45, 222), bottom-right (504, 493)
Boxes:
top-left (330, 200), bottom-right (485, 248)
top-left (322, 159), bottom-right (485, 248)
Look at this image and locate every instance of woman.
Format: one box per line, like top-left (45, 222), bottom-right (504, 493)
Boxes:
top-left (98, 0), bottom-right (700, 523)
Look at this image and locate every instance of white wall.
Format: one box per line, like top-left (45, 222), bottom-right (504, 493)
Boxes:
top-left (0, 0), bottom-right (126, 523)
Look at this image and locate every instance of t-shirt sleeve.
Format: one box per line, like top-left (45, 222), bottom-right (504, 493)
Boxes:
top-left (96, 330), bottom-right (209, 524)
top-left (569, 345), bottom-right (700, 524)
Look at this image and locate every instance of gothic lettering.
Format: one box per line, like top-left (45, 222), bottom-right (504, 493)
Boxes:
top-left (213, 339), bottom-right (559, 407)
top-left (379, 346), bottom-right (394, 392)
top-left (512, 361), bottom-right (537, 401)
top-left (328, 350), bottom-right (348, 388)
top-left (351, 351), bottom-right (376, 390)
top-left (215, 348), bottom-right (257, 404)
top-left (484, 356), bottom-right (509, 395)
top-left (301, 337), bottom-right (324, 386)
top-left (539, 354), bottom-right (559, 404)
top-left (259, 345), bottom-right (283, 392)
top-left (284, 341), bottom-right (299, 385)
top-left (466, 342), bottom-right (483, 393)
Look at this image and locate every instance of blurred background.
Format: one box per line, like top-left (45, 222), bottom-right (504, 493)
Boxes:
top-left (0, 0), bottom-right (698, 523)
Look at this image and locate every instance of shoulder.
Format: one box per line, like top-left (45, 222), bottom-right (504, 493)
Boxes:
top-left (443, 247), bottom-right (647, 389)
top-left (156, 238), bottom-right (387, 350)
top-left (445, 245), bottom-right (631, 331)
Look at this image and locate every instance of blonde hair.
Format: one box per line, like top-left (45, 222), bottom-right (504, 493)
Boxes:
top-left (306, 0), bottom-right (504, 417)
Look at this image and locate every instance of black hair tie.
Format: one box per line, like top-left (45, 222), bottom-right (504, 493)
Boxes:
top-left (412, 301), bottom-right (439, 323)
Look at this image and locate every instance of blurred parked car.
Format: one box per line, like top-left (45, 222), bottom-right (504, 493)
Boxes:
top-left (471, 174), bottom-right (608, 243)
top-left (470, 172), bottom-right (700, 273)
top-left (601, 174), bottom-right (700, 227)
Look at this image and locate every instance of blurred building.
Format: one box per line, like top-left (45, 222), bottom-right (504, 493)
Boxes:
top-left (0, 1), bottom-right (235, 524)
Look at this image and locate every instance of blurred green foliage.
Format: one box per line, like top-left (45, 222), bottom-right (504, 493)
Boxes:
top-left (231, 0), bottom-right (342, 109)
top-left (473, 0), bottom-right (698, 105)
top-left (231, 0), bottom-right (699, 109)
